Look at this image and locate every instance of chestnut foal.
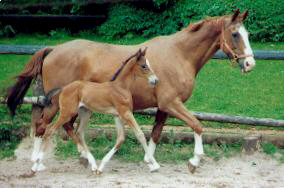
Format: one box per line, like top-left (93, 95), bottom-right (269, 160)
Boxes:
top-left (32, 48), bottom-right (160, 175)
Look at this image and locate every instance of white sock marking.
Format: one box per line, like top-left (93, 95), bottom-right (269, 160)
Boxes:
top-left (189, 132), bottom-right (204, 167)
top-left (98, 147), bottom-right (118, 172)
top-left (31, 137), bottom-right (42, 162)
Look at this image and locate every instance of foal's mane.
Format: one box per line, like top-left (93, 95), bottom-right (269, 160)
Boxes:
top-left (110, 50), bottom-right (140, 81)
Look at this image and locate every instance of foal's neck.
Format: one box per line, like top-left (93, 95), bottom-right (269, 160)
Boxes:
top-left (175, 20), bottom-right (223, 75)
top-left (112, 60), bottom-right (136, 90)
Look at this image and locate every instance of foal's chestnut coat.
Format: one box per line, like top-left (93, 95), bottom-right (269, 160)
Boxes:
top-left (33, 49), bottom-right (160, 175)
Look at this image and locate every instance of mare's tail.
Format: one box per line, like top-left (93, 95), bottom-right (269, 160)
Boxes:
top-left (6, 47), bottom-right (53, 116)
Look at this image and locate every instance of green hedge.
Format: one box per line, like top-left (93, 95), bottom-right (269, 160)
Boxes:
top-left (98, 0), bottom-right (284, 42)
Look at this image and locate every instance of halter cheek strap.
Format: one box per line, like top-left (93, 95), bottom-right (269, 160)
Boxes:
top-left (219, 21), bottom-right (254, 64)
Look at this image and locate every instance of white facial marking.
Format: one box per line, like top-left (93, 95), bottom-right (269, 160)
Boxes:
top-left (146, 59), bottom-right (159, 85)
top-left (238, 26), bottom-right (256, 71)
top-left (238, 26), bottom-right (253, 55)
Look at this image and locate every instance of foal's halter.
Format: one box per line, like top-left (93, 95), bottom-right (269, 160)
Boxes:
top-left (219, 21), bottom-right (253, 64)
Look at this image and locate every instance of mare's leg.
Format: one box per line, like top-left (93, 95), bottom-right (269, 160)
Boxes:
top-left (97, 116), bottom-right (125, 174)
top-left (34, 113), bottom-right (73, 166)
top-left (31, 75), bottom-right (45, 138)
top-left (144, 109), bottom-right (168, 163)
top-left (30, 104), bottom-right (59, 171)
top-left (160, 98), bottom-right (204, 173)
top-left (121, 110), bottom-right (160, 172)
top-left (75, 108), bottom-right (98, 172)
top-left (31, 105), bottom-right (43, 138)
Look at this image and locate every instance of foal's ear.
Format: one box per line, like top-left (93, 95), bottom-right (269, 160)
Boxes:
top-left (136, 48), bottom-right (143, 60)
top-left (231, 8), bottom-right (240, 23)
top-left (241, 10), bottom-right (249, 21)
top-left (141, 47), bottom-right (148, 56)
top-left (189, 21), bottom-right (204, 32)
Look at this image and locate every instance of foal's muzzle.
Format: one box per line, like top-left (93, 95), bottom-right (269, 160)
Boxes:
top-left (149, 75), bottom-right (159, 86)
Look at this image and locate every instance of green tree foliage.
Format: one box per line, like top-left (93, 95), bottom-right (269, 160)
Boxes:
top-left (98, 0), bottom-right (284, 42)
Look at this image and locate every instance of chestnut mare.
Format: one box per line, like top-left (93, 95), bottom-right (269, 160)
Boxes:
top-left (7, 9), bottom-right (255, 176)
top-left (31, 48), bottom-right (160, 175)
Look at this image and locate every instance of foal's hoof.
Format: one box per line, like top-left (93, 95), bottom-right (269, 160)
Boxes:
top-left (19, 170), bottom-right (36, 178)
top-left (149, 163), bottom-right (160, 173)
top-left (187, 161), bottom-right (197, 174)
top-left (79, 157), bottom-right (89, 168)
top-left (144, 155), bottom-right (150, 164)
top-left (95, 170), bottom-right (103, 176)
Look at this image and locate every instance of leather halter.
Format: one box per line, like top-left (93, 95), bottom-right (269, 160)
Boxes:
top-left (219, 20), bottom-right (254, 64)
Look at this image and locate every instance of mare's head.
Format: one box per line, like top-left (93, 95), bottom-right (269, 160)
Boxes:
top-left (221, 9), bottom-right (256, 72)
top-left (132, 48), bottom-right (159, 86)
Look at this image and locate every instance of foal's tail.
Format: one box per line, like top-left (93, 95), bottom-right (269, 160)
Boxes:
top-left (43, 88), bottom-right (62, 106)
top-left (6, 47), bottom-right (53, 116)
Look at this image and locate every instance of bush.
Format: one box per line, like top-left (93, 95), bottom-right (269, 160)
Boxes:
top-left (98, 0), bottom-right (284, 42)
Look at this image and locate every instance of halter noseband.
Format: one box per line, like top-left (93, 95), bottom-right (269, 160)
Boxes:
top-left (219, 20), bottom-right (253, 64)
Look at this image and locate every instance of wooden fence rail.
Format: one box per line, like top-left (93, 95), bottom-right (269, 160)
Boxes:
top-left (1, 97), bottom-right (284, 127)
top-left (1, 45), bottom-right (284, 60)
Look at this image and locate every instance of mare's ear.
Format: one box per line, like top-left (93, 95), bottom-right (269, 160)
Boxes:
top-left (141, 47), bottom-right (148, 56)
top-left (188, 21), bottom-right (204, 32)
top-left (241, 10), bottom-right (249, 21)
top-left (231, 8), bottom-right (240, 23)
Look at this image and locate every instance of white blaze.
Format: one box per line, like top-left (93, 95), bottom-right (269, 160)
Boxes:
top-left (238, 26), bottom-right (256, 71)
top-left (146, 59), bottom-right (158, 85)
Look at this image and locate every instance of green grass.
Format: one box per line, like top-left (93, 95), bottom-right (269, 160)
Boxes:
top-left (0, 33), bottom-right (147, 46)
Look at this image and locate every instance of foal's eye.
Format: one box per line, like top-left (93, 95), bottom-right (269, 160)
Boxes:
top-left (232, 32), bottom-right (238, 38)
top-left (141, 64), bottom-right (147, 69)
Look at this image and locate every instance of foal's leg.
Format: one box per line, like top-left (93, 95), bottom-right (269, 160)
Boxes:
top-left (144, 109), bottom-right (168, 163)
top-left (97, 116), bottom-right (125, 174)
top-left (160, 98), bottom-right (204, 173)
top-left (76, 108), bottom-right (98, 172)
top-left (122, 110), bottom-right (160, 172)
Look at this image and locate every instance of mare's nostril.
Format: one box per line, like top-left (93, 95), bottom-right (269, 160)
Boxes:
top-left (246, 62), bottom-right (250, 67)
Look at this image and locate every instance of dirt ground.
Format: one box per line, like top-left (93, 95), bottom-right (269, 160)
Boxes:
top-left (0, 137), bottom-right (283, 188)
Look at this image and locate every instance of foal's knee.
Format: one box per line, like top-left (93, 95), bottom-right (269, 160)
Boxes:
top-left (116, 135), bottom-right (125, 148)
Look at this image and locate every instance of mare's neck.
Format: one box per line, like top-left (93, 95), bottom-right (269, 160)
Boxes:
top-left (174, 21), bottom-right (222, 75)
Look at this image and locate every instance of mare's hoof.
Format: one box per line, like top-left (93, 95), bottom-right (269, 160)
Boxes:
top-left (79, 157), bottom-right (89, 168)
top-left (19, 170), bottom-right (36, 178)
top-left (187, 161), bottom-right (197, 174)
top-left (95, 170), bottom-right (103, 175)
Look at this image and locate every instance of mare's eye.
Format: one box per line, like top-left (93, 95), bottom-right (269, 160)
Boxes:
top-left (232, 32), bottom-right (238, 38)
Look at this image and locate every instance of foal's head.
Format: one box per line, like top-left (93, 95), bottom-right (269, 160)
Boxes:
top-left (111, 48), bottom-right (159, 86)
top-left (221, 9), bottom-right (256, 72)
top-left (132, 48), bottom-right (159, 86)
